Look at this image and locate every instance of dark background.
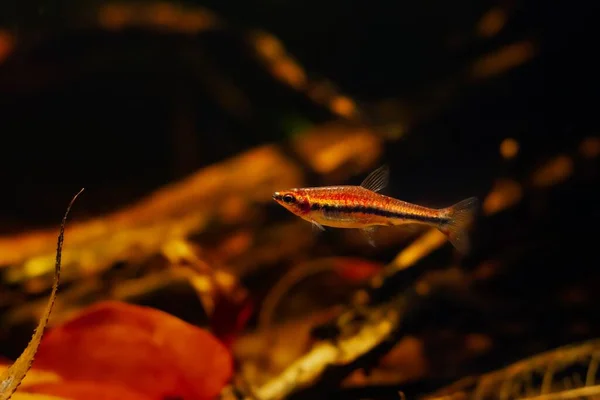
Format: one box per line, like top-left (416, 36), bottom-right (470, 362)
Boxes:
top-left (1, 0), bottom-right (594, 229)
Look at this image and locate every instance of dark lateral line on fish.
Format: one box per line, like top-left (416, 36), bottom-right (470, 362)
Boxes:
top-left (311, 203), bottom-right (448, 224)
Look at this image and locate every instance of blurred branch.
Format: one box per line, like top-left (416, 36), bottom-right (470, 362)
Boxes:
top-left (0, 124), bottom-right (381, 280)
top-left (0, 146), bottom-right (301, 276)
top-left (224, 257), bottom-right (465, 399)
top-left (220, 294), bottom-right (409, 400)
top-left (0, 125), bottom-right (383, 333)
top-left (97, 1), bottom-right (223, 34)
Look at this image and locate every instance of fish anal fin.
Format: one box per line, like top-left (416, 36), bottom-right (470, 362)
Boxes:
top-left (439, 197), bottom-right (479, 255)
top-left (361, 226), bottom-right (378, 247)
top-left (360, 165), bottom-right (389, 193)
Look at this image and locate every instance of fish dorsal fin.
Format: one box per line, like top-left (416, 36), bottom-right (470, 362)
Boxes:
top-left (360, 165), bottom-right (389, 193)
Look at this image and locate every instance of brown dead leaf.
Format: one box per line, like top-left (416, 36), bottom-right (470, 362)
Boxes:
top-left (0, 189), bottom-right (84, 400)
top-left (32, 301), bottom-right (233, 400)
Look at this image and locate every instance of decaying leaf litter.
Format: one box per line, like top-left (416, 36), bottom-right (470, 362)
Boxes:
top-left (2, 129), bottom-right (597, 400)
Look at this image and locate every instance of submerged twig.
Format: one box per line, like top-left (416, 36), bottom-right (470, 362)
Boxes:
top-left (0, 188), bottom-right (84, 400)
top-left (424, 339), bottom-right (600, 400)
top-left (220, 294), bottom-right (410, 400)
top-left (258, 261), bottom-right (338, 332)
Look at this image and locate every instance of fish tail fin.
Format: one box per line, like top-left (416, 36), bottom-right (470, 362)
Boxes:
top-left (438, 197), bottom-right (479, 254)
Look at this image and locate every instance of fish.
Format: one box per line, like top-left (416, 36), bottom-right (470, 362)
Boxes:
top-left (272, 165), bottom-right (479, 254)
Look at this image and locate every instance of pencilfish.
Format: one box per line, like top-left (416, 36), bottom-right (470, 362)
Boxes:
top-left (272, 165), bottom-right (479, 254)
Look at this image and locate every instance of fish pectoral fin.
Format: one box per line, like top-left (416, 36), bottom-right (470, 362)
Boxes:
top-left (360, 165), bottom-right (390, 193)
top-left (361, 226), bottom-right (378, 247)
top-left (311, 220), bottom-right (326, 232)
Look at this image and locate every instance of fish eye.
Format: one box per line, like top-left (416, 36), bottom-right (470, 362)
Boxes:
top-left (282, 194), bottom-right (295, 204)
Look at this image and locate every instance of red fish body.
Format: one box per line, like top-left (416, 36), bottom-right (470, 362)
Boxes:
top-left (273, 166), bottom-right (478, 253)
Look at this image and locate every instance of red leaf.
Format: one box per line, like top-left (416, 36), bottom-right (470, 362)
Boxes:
top-left (331, 258), bottom-right (383, 282)
top-left (23, 380), bottom-right (152, 400)
top-left (33, 301), bottom-right (233, 400)
top-left (210, 294), bottom-right (254, 347)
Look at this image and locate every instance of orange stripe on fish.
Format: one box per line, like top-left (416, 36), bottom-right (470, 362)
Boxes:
top-left (273, 165), bottom-right (479, 254)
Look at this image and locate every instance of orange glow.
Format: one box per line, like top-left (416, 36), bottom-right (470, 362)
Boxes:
top-left (483, 179), bottom-right (522, 215)
top-left (307, 81), bottom-right (361, 119)
top-left (0, 30), bottom-right (14, 63)
top-left (250, 31), bottom-right (309, 91)
top-left (147, 2), bottom-right (179, 27)
top-left (291, 123), bottom-right (382, 175)
top-left (499, 138), bottom-right (519, 159)
top-left (272, 58), bottom-right (307, 89)
top-left (98, 4), bottom-right (134, 30)
top-left (177, 11), bottom-right (217, 33)
top-left (579, 136), bottom-right (600, 159)
top-left (471, 40), bottom-right (536, 79)
top-left (98, 2), bottom-right (218, 33)
top-left (218, 197), bottom-right (249, 224)
top-left (477, 8), bottom-right (507, 37)
top-left (531, 155), bottom-right (574, 187)
top-left (252, 31), bottom-right (284, 61)
top-left (465, 333), bottom-right (493, 354)
top-left (390, 229), bottom-right (447, 271)
top-left (217, 231), bottom-right (253, 259)
top-left (250, 31), bottom-right (362, 124)
top-left (330, 96), bottom-right (358, 119)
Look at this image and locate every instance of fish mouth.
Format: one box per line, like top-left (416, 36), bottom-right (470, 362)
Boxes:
top-left (272, 192), bottom-right (281, 201)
